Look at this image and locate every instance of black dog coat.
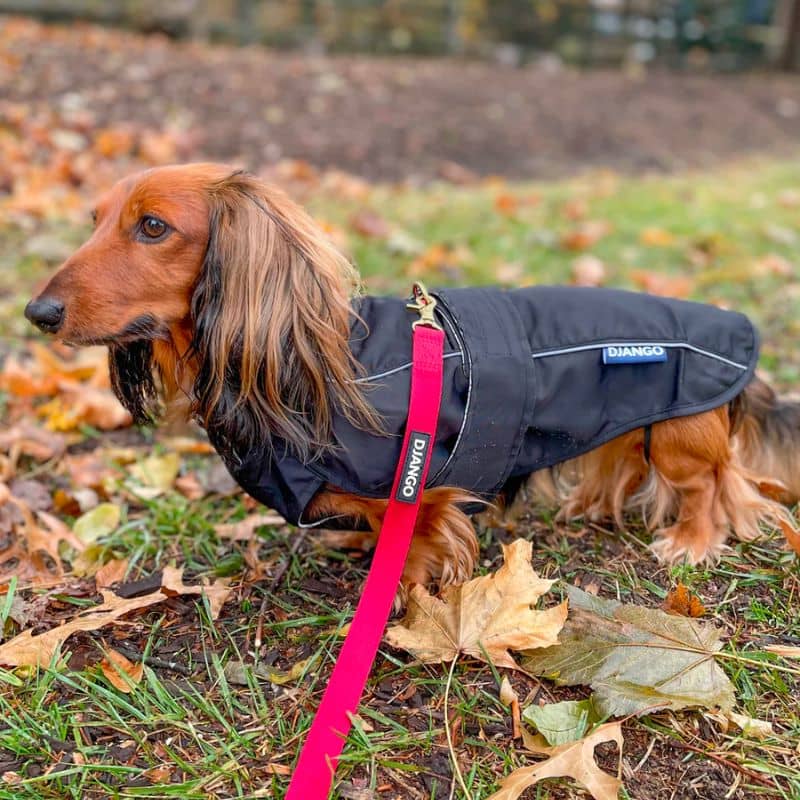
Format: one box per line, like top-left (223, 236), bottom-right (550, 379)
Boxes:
top-left (224, 286), bottom-right (758, 526)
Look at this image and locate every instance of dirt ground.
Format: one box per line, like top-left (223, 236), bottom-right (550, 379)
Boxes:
top-left (2, 16), bottom-right (800, 182)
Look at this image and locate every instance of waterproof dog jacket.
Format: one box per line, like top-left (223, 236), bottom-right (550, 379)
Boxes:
top-left (224, 286), bottom-right (759, 526)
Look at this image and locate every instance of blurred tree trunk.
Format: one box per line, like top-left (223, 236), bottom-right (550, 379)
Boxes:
top-left (236, 0), bottom-right (257, 45)
top-left (445, 0), bottom-right (462, 54)
top-left (780, 0), bottom-right (800, 69)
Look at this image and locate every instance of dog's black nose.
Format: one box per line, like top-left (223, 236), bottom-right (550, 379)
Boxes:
top-left (24, 298), bottom-right (65, 333)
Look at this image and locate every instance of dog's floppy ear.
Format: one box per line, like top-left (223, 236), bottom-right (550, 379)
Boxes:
top-left (190, 171), bottom-right (378, 462)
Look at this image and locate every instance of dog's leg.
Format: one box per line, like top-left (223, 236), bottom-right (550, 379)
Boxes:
top-left (306, 486), bottom-right (479, 590)
top-left (559, 430), bottom-right (648, 528)
top-left (647, 408), bottom-right (731, 563)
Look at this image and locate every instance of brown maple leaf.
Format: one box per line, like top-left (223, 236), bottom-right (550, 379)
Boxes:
top-left (385, 539), bottom-right (567, 669)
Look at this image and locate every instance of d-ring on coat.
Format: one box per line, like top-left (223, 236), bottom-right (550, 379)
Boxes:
top-left (220, 286), bottom-right (759, 527)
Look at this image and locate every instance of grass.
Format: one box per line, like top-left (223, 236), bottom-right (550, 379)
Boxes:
top-left (1, 156), bottom-right (800, 798)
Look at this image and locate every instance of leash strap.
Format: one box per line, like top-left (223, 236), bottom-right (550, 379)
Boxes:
top-left (285, 314), bottom-right (445, 799)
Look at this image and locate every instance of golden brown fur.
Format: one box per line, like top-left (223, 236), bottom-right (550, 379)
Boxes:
top-left (735, 378), bottom-right (800, 504)
top-left (26, 163), bottom-right (798, 590)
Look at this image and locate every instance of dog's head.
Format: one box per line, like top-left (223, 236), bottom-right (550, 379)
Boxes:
top-left (25, 163), bottom-right (375, 459)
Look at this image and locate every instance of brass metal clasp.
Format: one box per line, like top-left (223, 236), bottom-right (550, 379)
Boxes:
top-left (406, 281), bottom-right (442, 331)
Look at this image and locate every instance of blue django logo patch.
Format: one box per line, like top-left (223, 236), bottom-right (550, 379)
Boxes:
top-left (602, 344), bottom-right (668, 365)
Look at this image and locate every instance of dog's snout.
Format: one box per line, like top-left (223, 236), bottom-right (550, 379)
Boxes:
top-left (24, 297), bottom-right (65, 333)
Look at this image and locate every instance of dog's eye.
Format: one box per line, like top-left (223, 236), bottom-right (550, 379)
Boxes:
top-left (139, 215), bottom-right (169, 241)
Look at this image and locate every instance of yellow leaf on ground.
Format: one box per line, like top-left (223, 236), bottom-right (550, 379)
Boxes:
top-left (73, 503), bottom-right (121, 544)
top-left (100, 648), bottom-right (144, 693)
top-left (385, 539), bottom-right (567, 669)
top-left (640, 227), bottom-right (675, 246)
top-left (40, 386), bottom-right (131, 431)
top-left (487, 722), bottom-right (623, 800)
top-left (128, 452), bottom-right (181, 493)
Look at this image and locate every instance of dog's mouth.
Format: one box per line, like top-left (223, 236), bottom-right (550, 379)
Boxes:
top-left (62, 314), bottom-right (167, 348)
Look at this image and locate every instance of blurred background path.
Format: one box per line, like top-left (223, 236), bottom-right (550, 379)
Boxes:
top-left (1, 16), bottom-right (799, 182)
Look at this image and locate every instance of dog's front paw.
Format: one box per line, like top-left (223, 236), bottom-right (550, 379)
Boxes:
top-left (650, 524), bottom-right (729, 565)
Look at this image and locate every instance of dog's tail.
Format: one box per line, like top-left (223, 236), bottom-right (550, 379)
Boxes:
top-left (734, 377), bottom-right (800, 505)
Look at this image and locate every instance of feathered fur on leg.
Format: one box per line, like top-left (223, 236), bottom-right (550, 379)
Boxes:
top-left (557, 403), bottom-right (797, 564)
top-left (306, 485), bottom-right (480, 590)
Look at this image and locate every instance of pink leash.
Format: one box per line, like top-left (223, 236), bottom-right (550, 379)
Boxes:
top-left (285, 285), bottom-right (445, 799)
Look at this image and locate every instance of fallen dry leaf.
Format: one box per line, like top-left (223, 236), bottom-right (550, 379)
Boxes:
top-left (0, 567), bottom-right (230, 667)
top-left (0, 485), bottom-right (85, 586)
top-left (385, 539), bottom-right (567, 669)
top-left (500, 675), bottom-right (522, 739)
top-left (640, 227), bottom-right (675, 247)
top-left (561, 220), bottom-right (611, 251)
top-left (495, 261), bottom-right (526, 285)
top-left (487, 722), bottom-right (623, 800)
top-left (0, 424), bottom-right (66, 476)
top-left (662, 582), bottom-right (706, 618)
top-left (224, 654), bottom-right (318, 686)
top-left (406, 243), bottom-right (471, 280)
top-left (0, 589), bottom-right (168, 667)
top-left (73, 502), bottom-right (121, 544)
top-left (765, 643), bottom-right (800, 659)
top-left (94, 558), bottom-right (129, 589)
top-left (631, 270), bottom-right (694, 299)
top-left (157, 437), bottom-right (215, 455)
top-left (161, 565), bottom-right (231, 620)
top-left (39, 385), bottom-right (131, 431)
top-left (144, 765), bottom-right (173, 784)
top-left (494, 192), bottom-right (519, 216)
top-left (728, 712), bottom-right (773, 740)
top-left (778, 519), bottom-right (800, 557)
top-left (100, 648), bottom-right (144, 693)
top-left (350, 209), bottom-right (391, 239)
top-left (521, 586), bottom-right (734, 717)
top-left (127, 452), bottom-right (181, 494)
top-left (61, 452), bottom-right (116, 490)
top-left (174, 473), bottom-right (206, 500)
top-left (562, 198), bottom-right (588, 220)
top-left (216, 512), bottom-right (286, 541)
top-left (753, 253), bottom-right (793, 277)
top-left (0, 356), bottom-right (58, 398)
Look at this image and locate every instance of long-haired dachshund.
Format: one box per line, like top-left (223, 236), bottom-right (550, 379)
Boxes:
top-left (24, 164), bottom-right (799, 590)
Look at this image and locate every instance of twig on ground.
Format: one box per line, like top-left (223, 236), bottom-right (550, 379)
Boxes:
top-left (113, 644), bottom-right (192, 676)
top-left (670, 738), bottom-right (779, 791)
